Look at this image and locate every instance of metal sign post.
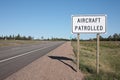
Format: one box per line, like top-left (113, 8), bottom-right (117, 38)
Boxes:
top-left (77, 33), bottom-right (80, 72)
top-left (96, 33), bottom-right (100, 74)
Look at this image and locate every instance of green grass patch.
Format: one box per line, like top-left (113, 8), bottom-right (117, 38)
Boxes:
top-left (71, 41), bottom-right (120, 80)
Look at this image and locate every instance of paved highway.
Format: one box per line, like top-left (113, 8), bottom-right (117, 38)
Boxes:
top-left (0, 41), bottom-right (64, 80)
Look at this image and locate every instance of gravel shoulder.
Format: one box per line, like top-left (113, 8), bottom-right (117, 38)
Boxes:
top-left (4, 42), bottom-right (84, 80)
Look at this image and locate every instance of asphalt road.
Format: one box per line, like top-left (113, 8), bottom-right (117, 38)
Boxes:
top-left (0, 41), bottom-right (65, 80)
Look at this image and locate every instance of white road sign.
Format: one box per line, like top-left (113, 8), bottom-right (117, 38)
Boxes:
top-left (72, 15), bottom-right (106, 33)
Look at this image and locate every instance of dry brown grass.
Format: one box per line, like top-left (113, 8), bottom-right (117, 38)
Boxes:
top-left (72, 41), bottom-right (120, 80)
top-left (0, 40), bottom-right (42, 47)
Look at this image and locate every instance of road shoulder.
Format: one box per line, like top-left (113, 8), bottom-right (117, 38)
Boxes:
top-left (5, 42), bottom-right (84, 80)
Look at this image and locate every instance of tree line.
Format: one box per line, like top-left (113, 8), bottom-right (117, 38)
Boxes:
top-left (1, 33), bottom-right (120, 41)
top-left (37, 36), bottom-right (69, 41)
top-left (71, 33), bottom-right (120, 41)
top-left (95, 33), bottom-right (120, 41)
top-left (0, 34), bottom-right (69, 41)
top-left (0, 34), bottom-right (33, 40)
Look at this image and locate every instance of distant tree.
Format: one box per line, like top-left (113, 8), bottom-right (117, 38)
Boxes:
top-left (22, 36), bottom-right (26, 40)
top-left (71, 38), bottom-right (77, 41)
top-left (0, 35), bottom-right (4, 40)
top-left (5, 36), bottom-right (8, 40)
top-left (28, 36), bottom-right (33, 40)
top-left (99, 35), bottom-right (104, 41)
top-left (15, 34), bottom-right (21, 40)
top-left (41, 36), bottom-right (44, 40)
top-left (0, 36), bottom-right (2, 40)
top-left (113, 33), bottom-right (119, 41)
top-left (47, 38), bottom-right (50, 41)
top-left (108, 35), bottom-right (112, 41)
top-left (9, 35), bottom-right (12, 40)
top-left (119, 34), bottom-right (120, 41)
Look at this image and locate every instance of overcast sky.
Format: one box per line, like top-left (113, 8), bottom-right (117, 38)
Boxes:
top-left (0, 0), bottom-right (120, 39)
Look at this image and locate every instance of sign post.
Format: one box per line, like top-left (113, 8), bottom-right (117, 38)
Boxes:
top-left (72, 15), bottom-right (106, 74)
top-left (77, 33), bottom-right (80, 72)
top-left (96, 33), bottom-right (100, 74)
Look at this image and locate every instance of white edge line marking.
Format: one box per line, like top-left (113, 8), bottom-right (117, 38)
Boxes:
top-left (0, 45), bottom-right (56, 63)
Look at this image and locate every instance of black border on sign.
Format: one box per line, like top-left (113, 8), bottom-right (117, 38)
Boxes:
top-left (71, 14), bottom-right (107, 34)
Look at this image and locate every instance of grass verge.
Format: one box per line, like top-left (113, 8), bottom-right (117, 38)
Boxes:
top-left (0, 40), bottom-right (42, 47)
top-left (71, 41), bottom-right (120, 80)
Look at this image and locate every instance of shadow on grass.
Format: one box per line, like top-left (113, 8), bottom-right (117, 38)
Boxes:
top-left (48, 56), bottom-right (76, 72)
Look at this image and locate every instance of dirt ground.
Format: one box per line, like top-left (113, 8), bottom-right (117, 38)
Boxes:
top-left (4, 42), bottom-right (84, 80)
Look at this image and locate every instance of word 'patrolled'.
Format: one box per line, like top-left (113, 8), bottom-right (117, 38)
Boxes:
top-left (74, 25), bottom-right (103, 31)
